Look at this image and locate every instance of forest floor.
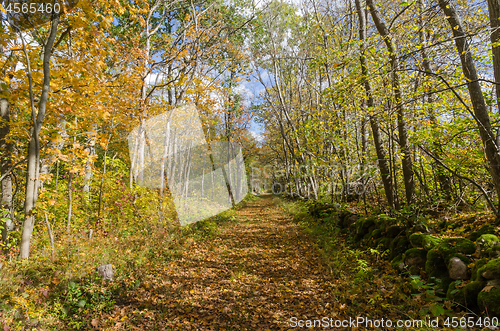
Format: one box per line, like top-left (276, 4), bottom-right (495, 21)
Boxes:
top-left (92, 195), bottom-right (433, 331)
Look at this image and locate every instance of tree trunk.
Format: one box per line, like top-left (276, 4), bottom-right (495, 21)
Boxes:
top-left (0, 98), bottom-right (13, 254)
top-left (438, 0), bottom-right (500, 208)
top-left (83, 126), bottom-right (96, 193)
top-left (20, 14), bottom-right (60, 259)
top-left (488, 0), bottom-right (500, 114)
top-left (418, 0), bottom-right (452, 201)
top-left (354, 0), bottom-right (395, 208)
top-left (366, 0), bottom-right (415, 205)
top-left (67, 168), bottom-right (73, 232)
top-left (98, 148), bottom-right (108, 219)
top-left (160, 118), bottom-right (171, 195)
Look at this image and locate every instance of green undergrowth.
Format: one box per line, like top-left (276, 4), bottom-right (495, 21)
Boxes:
top-left (181, 209), bottom-right (238, 239)
top-left (0, 194), bottom-right (251, 330)
top-left (276, 197), bottom-right (487, 330)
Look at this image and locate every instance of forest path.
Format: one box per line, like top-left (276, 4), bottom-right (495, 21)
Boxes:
top-left (103, 195), bottom-right (393, 330)
top-left (157, 195), bottom-right (345, 330)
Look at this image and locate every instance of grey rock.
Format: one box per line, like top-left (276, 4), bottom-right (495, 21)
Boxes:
top-left (97, 264), bottom-right (113, 280)
top-left (448, 257), bottom-right (468, 280)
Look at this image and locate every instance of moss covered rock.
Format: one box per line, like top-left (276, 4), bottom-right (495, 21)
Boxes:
top-left (465, 281), bottom-right (484, 309)
top-left (390, 237), bottom-right (410, 260)
top-left (471, 259), bottom-right (488, 281)
top-left (469, 224), bottom-right (497, 242)
top-left (410, 233), bottom-right (443, 250)
top-left (377, 213), bottom-right (397, 224)
top-left (376, 238), bottom-right (391, 251)
top-left (403, 248), bottom-right (427, 268)
top-left (477, 234), bottom-right (500, 257)
top-left (489, 244), bottom-right (500, 258)
top-left (477, 234), bottom-right (499, 248)
top-left (447, 282), bottom-right (466, 306)
top-left (447, 281), bottom-right (484, 308)
top-left (412, 223), bottom-right (430, 234)
top-left (371, 229), bottom-right (382, 239)
top-left (443, 237), bottom-right (476, 255)
top-left (478, 258), bottom-right (500, 280)
top-left (386, 225), bottom-right (405, 238)
top-left (437, 244), bottom-right (472, 265)
top-left (437, 242), bottom-right (455, 262)
top-left (478, 286), bottom-right (500, 317)
top-left (426, 249), bottom-right (446, 275)
top-left (355, 217), bottom-right (375, 238)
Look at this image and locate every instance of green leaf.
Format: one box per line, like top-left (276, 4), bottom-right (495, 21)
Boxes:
top-left (429, 304), bottom-right (445, 316)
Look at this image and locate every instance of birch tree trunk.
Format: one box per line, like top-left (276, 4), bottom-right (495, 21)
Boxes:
top-left (0, 98), bottom-right (13, 253)
top-left (20, 14), bottom-right (60, 259)
top-left (354, 0), bottom-right (395, 208)
top-left (160, 119), bottom-right (171, 195)
top-left (83, 125), bottom-right (96, 193)
top-left (488, 0), bottom-right (500, 113)
top-left (67, 117), bottom-right (77, 232)
top-left (366, 0), bottom-right (415, 205)
top-left (417, 0), bottom-right (452, 200)
top-left (438, 0), bottom-right (500, 210)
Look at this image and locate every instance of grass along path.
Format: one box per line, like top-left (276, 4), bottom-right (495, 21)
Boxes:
top-left (96, 195), bottom-right (424, 330)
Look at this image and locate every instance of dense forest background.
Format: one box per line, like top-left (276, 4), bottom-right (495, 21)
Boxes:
top-left (2, 0), bottom-right (500, 328)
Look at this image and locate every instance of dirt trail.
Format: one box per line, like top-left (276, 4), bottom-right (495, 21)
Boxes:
top-left (110, 196), bottom-right (349, 330)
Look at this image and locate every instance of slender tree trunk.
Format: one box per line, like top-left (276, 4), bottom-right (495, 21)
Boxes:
top-left (0, 98), bottom-right (13, 254)
top-left (83, 126), bottom-right (96, 193)
top-left (360, 107), bottom-right (368, 173)
top-left (54, 160), bottom-right (59, 207)
top-left (439, 0), bottom-right (500, 209)
top-left (354, 0), bottom-right (395, 208)
top-left (67, 117), bottom-right (77, 232)
top-left (67, 167), bottom-right (73, 232)
top-left (98, 149), bottom-right (108, 219)
top-left (44, 213), bottom-right (54, 258)
top-left (20, 14), bottom-right (60, 259)
top-left (138, 123), bottom-right (145, 184)
top-left (183, 143), bottom-right (193, 203)
top-left (488, 0), bottom-right (500, 113)
top-left (418, 0), bottom-right (452, 200)
top-left (236, 146), bottom-right (242, 201)
top-left (160, 118), bottom-right (171, 195)
top-left (366, 0), bottom-right (415, 205)
top-left (201, 154), bottom-right (205, 197)
top-left (170, 133), bottom-right (178, 189)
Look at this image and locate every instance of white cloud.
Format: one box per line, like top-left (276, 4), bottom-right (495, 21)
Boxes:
top-left (233, 83), bottom-right (255, 108)
top-left (250, 130), bottom-right (264, 143)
